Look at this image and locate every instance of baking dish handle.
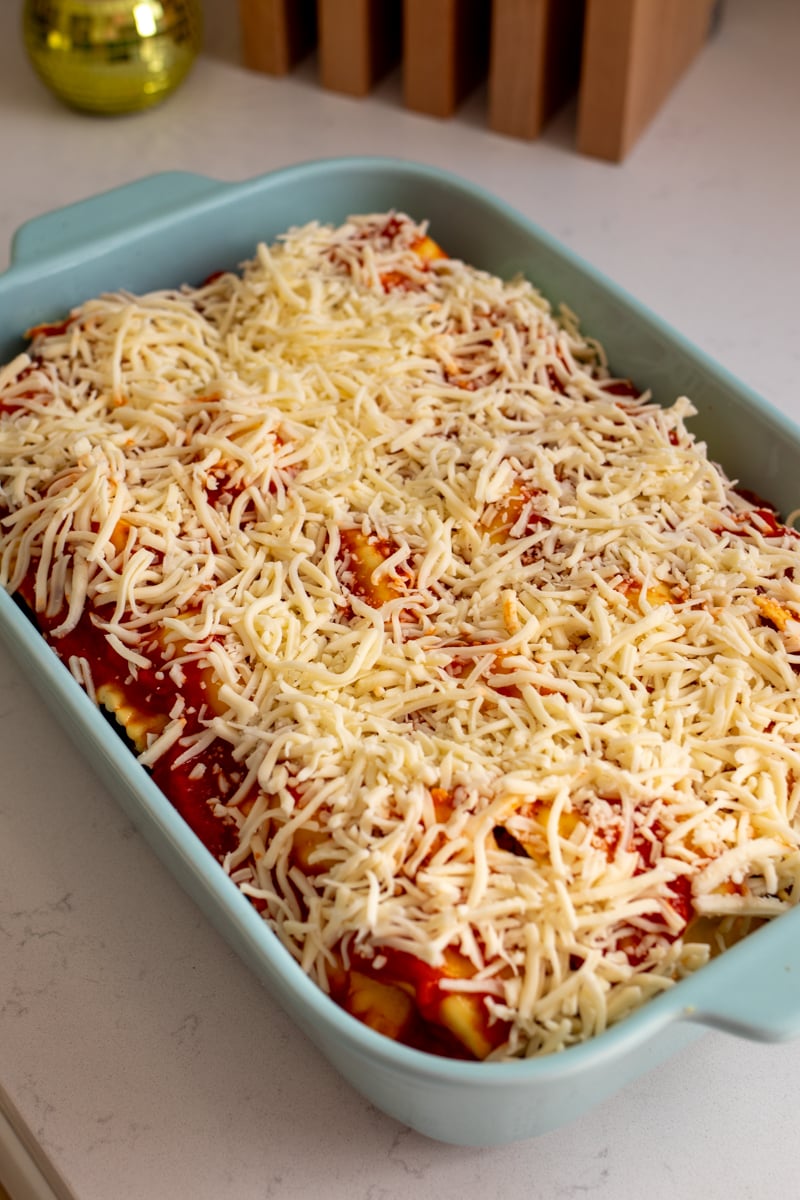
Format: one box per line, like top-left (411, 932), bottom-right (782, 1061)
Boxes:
top-left (10, 171), bottom-right (226, 266)
top-left (682, 915), bottom-right (800, 1042)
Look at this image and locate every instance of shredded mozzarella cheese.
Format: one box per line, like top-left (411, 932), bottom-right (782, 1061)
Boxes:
top-left (2, 211), bottom-right (800, 1059)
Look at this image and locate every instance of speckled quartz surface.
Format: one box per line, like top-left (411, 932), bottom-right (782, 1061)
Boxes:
top-left (1, 2), bottom-right (800, 1197)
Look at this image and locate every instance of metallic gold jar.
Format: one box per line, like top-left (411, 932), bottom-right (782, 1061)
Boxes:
top-left (23, 0), bottom-right (203, 114)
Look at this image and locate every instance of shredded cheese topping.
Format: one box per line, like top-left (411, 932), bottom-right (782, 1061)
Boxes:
top-left (2, 212), bottom-right (800, 1059)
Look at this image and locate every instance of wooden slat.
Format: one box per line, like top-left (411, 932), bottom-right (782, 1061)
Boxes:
top-left (403, 0), bottom-right (492, 119)
top-left (235, 0), bottom-right (718, 160)
top-left (576, 0), bottom-right (717, 161)
top-left (318, 0), bottom-right (402, 97)
top-left (489, 0), bottom-right (585, 140)
top-left (237, 0), bottom-right (317, 76)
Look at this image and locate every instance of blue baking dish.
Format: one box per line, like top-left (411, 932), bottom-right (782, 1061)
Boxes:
top-left (2, 158), bottom-right (799, 1146)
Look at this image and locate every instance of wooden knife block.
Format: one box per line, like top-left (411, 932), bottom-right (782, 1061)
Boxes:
top-left (236, 0), bottom-right (720, 161)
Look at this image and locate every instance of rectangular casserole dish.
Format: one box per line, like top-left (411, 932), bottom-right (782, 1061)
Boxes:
top-left (1, 157), bottom-right (799, 1147)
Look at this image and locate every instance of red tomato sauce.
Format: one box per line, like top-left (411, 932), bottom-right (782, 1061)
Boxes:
top-left (25, 317), bottom-right (73, 340)
top-left (19, 577), bottom-right (239, 858)
top-left (339, 945), bottom-right (511, 1060)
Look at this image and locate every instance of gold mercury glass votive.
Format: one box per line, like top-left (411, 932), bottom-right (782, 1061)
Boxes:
top-left (23, 0), bottom-right (203, 114)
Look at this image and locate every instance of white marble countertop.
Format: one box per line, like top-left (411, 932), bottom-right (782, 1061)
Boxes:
top-left (1, 1), bottom-right (799, 1196)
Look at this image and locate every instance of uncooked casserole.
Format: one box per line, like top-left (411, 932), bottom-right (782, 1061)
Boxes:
top-left (2, 209), bottom-right (799, 1062)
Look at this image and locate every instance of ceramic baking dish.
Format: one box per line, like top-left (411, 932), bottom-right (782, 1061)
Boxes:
top-left (2, 158), bottom-right (800, 1147)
